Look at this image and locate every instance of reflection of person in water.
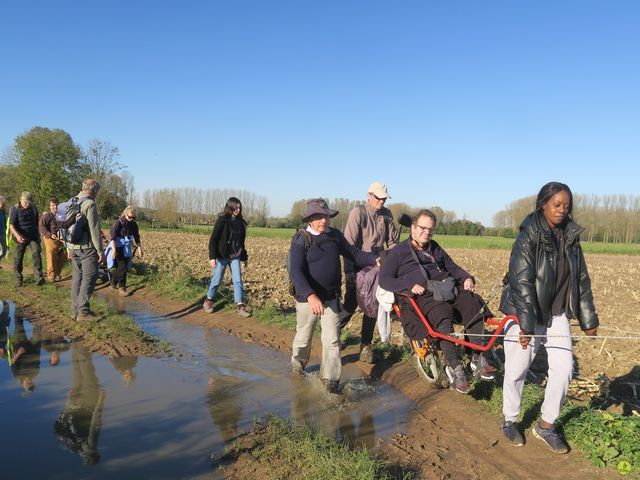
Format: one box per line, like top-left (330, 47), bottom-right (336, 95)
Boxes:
top-left (10, 317), bottom-right (43, 394)
top-left (109, 355), bottom-right (138, 384)
top-left (207, 375), bottom-right (242, 442)
top-left (42, 328), bottom-right (71, 367)
top-left (54, 343), bottom-right (105, 465)
top-left (0, 301), bottom-right (10, 359)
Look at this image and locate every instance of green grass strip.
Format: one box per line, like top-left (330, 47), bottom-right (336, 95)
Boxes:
top-left (219, 415), bottom-right (411, 480)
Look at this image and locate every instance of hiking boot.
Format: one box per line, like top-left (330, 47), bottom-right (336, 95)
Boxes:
top-left (203, 298), bottom-right (214, 313)
top-left (110, 283), bottom-right (118, 291)
top-left (322, 379), bottom-right (340, 394)
top-left (502, 421), bottom-right (524, 446)
top-left (445, 365), bottom-right (471, 394)
top-left (55, 275), bottom-right (62, 282)
top-left (237, 304), bottom-right (251, 318)
top-left (471, 354), bottom-right (497, 380)
top-left (292, 364), bottom-right (305, 376)
top-left (359, 344), bottom-right (375, 364)
top-left (15, 278), bottom-right (23, 287)
top-left (532, 422), bottom-right (569, 454)
top-left (77, 311), bottom-right (101, 322)
top-left (118, 287), bottom-right (130, 297)
top-left (36, 277), bottom-right (46, 286)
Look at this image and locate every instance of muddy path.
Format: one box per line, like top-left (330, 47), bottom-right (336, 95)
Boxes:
top-left (3, 273), bottom-right (159, 358)
top-left (128, 288), bottom-right (613, 479)
top-left (4, 276), bottom-right (614, 479)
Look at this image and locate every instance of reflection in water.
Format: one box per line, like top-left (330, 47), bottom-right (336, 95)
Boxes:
top-left (0, 300), bottom-right (10, 360)
top-left (0, 297), bottom-right (412, 478)
top-left (109, 355), bottom-right (139, 384)
top-left (11, 316), bottom-right (42, 394)
top-left (54, 343), bottom-right (105, 465)
top-left (42, 328), bottom-right (71, 367)
top-left (290, 376), bottom-right (377, 450)
top-left (207, 375), bottom-right (242, 442)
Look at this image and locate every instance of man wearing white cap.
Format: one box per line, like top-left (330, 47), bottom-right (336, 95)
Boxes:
top-left (341, 182), bottom-right (399, 362)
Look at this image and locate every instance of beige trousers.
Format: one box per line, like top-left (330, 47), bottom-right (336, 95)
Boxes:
top-left (43, 237), bottom-right (66, 279)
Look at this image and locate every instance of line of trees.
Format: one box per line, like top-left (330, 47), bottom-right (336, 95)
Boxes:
top-left (0, 127), bottom-right (132, 221)
top-left (491, 193), bottom-right (640, 243)
top-left (141, 187), bottom-right (271, 226)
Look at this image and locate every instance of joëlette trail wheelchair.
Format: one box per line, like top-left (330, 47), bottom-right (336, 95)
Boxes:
top-left (393, 292), bottom-right (518, 388)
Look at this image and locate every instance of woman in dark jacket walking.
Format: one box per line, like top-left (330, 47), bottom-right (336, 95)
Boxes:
top-left (202, 197), bottom-right (250, 317)
top-left (109, 206), bottom-right (143, 296)
top-left (499, 182), bottom-right (598, 453)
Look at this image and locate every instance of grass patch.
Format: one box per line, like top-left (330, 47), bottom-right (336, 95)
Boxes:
top-left (218, 415), bottom-right (411, 479)
top-left (471, 379), bottom-right (640, 476)
top-left (253, 303), bottom-right (297, 330)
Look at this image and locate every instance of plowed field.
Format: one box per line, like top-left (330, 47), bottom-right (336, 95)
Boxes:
top-left (142, 231), bottom-right (640, 382)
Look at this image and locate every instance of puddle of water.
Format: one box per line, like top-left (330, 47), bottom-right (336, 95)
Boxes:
top-left (0, 298), bottom-right (413, 478)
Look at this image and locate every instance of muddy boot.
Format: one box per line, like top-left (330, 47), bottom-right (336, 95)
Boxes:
top-left (203, 298), bottom-right (214, 313)
top-left (237, 304), bottom-right (251, 318)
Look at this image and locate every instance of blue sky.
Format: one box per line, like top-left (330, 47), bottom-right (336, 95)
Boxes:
top-left (1, 1), bottom-right (639, 225)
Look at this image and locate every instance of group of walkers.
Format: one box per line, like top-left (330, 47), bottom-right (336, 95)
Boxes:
top-left (3, 178), bottom-right (600, 456)
top-left (1, 179), bottom-right (143, 321)
top-left (281, 180), bottom-right (599, 455)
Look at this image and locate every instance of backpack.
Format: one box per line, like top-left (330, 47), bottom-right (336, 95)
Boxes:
top-left (285, 229), bottom-right (312, 296)
top-left (56, 196), bottom-right (90, 244)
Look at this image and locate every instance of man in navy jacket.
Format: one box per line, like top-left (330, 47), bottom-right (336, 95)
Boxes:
top-left (289, 198), bottom-right (377, 393)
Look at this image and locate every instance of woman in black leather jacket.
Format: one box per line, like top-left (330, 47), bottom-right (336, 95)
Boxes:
top-left (499, 182), bottom-right (598, 453)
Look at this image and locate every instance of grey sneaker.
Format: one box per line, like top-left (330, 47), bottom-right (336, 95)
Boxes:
top-left (445, 365), bottom-right (471, 394)
top-left (532, 422), bottom-right (569, 454)
top-left (237, 304), bottom-right (251, 318)
top-left (471, 354), bottom-right (497, 380)
top-left (502, 421), bottom-right (524, 446)
top-left (359, 344), bottom-right (374, 363)
top-left (203, 298), bottom-right (214, 313)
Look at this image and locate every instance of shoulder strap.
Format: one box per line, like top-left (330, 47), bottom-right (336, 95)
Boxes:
top-left (409, 242), bottom-right (430, 282)
top-left (358, 205), bottom-right (367, 229)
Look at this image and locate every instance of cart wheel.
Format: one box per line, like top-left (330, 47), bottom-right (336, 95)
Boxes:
top-left (411, 340), bottom-right (448, 389)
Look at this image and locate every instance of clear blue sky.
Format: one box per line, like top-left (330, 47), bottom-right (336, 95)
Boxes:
top-left (1, 1), bottom-right (639, 225)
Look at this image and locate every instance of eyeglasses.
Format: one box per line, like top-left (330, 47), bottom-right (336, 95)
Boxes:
top-left (371, 194), bottom-right (386, 202)
top-left (127, 215), bottom-right (136, 220)
top-left (413, 223), bottom-right (434, 233)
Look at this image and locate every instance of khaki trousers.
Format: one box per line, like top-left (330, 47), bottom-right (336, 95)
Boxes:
top-left (44, 237), bottom-right (66, 279)
top-left (291, 299), bottom-right (342, 382)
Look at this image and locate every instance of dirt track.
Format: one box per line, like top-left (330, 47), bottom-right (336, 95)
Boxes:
top-left (134, 288), bottom-right (615, 479)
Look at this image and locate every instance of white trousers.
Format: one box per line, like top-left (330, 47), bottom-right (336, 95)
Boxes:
top-left (502, 313), bottom-right (573, 424)
top-left (291, 299), bottom-right (341, 382)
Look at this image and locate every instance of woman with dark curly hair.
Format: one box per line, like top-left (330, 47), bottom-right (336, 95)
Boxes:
top-left (499, 181), bottom-right (599, 453)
